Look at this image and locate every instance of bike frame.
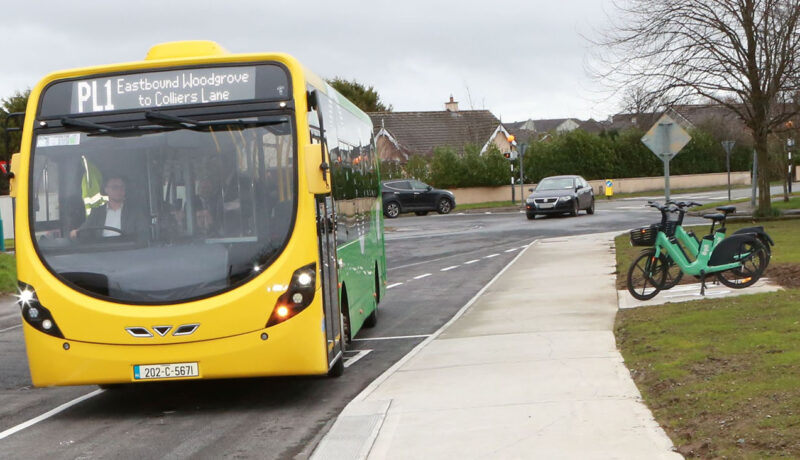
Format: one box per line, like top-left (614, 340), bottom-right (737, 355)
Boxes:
top-left (653, 231), bottom-right (740, 277)
top-left (673, 225), bottom-right (700, 256)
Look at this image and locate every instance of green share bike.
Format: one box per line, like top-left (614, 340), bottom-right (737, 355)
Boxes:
top-left (626, 202), bottom-right (772, 300)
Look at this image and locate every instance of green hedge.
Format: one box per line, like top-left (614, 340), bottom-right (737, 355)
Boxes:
top-left (381, 128), bottom-right (758, 189)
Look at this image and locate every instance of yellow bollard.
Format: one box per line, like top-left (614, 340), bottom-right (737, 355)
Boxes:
top-left (604, 179), bottom-right (614, 199)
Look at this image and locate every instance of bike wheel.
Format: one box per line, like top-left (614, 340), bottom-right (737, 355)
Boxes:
top-left (627, 249), bottom-right (667, 300)
top-left (660, 254), bottom-right (684, 290)
top-left (715, 239), bottom-right (768, 289)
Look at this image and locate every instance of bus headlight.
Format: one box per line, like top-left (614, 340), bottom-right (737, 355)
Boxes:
top-left (17, 282), bottom-right (64, 338)
top-left (266, 263), bottom-right (317, 327)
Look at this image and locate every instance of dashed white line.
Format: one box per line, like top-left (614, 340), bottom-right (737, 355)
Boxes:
top-left (485, 253), bottom-right (499, 258)
top-left (0, 389), bottom-right (105, 441)
top-left (464, 259), bottom-right (480, 264)
top-left (504, 248), bottom-right (518, 253)
top-left (386, 282), bottom-right (403, 289)
top-left (441, 266), bottom-right (460, 271)
top-left (413, 273), bottom-right (432, 280)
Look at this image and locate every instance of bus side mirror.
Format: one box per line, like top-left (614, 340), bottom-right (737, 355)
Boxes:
top-left (305, 144), bottom-right (331, 195)
top-left (8, 153), bottom-right (20, 198)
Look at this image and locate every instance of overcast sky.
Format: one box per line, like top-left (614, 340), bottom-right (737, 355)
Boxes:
top-left (2, 0), bottom-right (619, 122)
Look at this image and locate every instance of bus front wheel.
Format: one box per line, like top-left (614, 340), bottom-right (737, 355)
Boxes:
top-left (328, 356), bottom-right (344, 377)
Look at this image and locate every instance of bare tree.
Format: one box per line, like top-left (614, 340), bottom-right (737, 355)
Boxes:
top-left (595, 0), bottom-right (800, 214)
top-left (619, 85), bottom-right (664, 115)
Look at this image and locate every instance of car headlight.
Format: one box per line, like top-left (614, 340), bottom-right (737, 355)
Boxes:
top-left (558, 196), bottom-right (571, 202)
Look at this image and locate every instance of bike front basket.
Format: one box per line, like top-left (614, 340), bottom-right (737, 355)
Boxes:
top-left (630, 224), bottom-right (658, 246)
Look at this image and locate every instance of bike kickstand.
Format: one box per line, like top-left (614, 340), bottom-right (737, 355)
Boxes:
top-left (699, 270), bottom-right (707, 296)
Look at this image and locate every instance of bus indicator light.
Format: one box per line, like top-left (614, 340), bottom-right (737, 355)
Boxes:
top-left (266, 263), bottom-right (317, 327)
top-left (42, 319), bottom-right (53, 330)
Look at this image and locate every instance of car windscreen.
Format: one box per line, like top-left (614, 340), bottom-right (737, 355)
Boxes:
top-left (30, 115), bottom-right (296, 304)
top-left (537, 178), bottom-right (575, 190)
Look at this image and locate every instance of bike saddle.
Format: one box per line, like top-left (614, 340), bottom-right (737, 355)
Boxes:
top-left (715, 205), bottom-right (736, 214)
top-left (702, 213), bottom-right (726, 222)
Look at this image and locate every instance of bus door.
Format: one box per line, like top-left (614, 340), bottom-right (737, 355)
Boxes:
top-left (317, 194), bottom-right (343, 365)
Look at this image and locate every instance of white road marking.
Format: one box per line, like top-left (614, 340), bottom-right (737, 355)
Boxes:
top-left (0, 389), bottom-right (105, 441)
top-left (352, 334), bottom-right (432, 342)
top-left (441, 266), bottom-right (460, 271)
top-left (343, 350), bottom-right (372, 368)
top-left (386, 283), bottom-right (403, 289)
top-left (413, 273), bottom-right (432, 280)
top-left (665, 290), bottom-right (730, 299)
top-left (504, 248), bottom-right (518, 253)
top-left (485, 254), bottom-right (499, 258)
top-left (464, 259), bottom-right (479, 264)
top-left (0, 324), bottom-right (21, 333)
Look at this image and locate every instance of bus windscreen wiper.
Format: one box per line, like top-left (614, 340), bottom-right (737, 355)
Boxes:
top-left (60, 117), bottom-right (157, 137)
top-left (60, 117), bottom-right (127, 134)
top-left (144, 111), bottom-right (285, 131)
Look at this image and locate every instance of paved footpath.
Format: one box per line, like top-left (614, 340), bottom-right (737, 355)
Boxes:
top-left (313, 233), bottom-right (682, 460)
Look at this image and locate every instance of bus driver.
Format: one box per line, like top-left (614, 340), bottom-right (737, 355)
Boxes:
top-left (69, 176), bottom-right (146, 240)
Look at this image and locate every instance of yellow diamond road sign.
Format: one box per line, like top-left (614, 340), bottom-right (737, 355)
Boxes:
top-left (641, 114), bottom-right (692, 161)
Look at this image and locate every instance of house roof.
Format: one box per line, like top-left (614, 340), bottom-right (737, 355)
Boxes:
top-left (368, 110), bottom-right (501, 156)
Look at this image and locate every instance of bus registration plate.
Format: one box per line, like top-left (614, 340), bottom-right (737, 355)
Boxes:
top-left (134, 362), bottom-right (199, 380)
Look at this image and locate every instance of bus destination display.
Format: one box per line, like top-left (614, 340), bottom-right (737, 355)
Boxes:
top-left (71, 66), bottom-right (259, 113)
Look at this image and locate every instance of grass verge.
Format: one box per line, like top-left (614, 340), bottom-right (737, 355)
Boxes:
top-left (615, 218), bottom-right (800, 458)
top-left (606, 184), bottom-right (750, 201)
top-left (455, 201), bottom-right (519, 211)
top-left (692, 192), bottom-right (800, 211)
top-left (0, 253), bottom-right (16, 294)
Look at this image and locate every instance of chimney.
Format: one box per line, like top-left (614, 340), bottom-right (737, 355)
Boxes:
top-left (445, 95), bottom-right (459, 112)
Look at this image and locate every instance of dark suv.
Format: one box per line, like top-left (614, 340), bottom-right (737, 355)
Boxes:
top-left (381, 179), bottom-right (456, 218)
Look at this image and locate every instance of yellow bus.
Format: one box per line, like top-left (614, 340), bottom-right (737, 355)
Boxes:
top-left (8, 41), bottom-right (386, 386)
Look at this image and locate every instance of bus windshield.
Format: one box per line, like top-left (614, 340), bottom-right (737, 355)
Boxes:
top-left (30, 115), bottom-right (296, 304)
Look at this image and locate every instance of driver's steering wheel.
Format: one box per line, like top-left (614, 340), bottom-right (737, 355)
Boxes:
top-left (76, 226), bottom-right (125, 238)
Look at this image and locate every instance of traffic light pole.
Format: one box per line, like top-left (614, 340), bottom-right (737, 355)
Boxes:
top-left (519, 143), bottom-right (526, 202)
top-left (510, 162), bottom-right (515, 204)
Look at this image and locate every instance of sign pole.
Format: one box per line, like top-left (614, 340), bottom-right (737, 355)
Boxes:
top-left (721, 140), bottom-right (735, 202)
top-left (727, 150), bottom-right (731, 201)
top-left (659, 122), bottom-right (672, 202)
top-left (641, 113), bottom-right (692, 203)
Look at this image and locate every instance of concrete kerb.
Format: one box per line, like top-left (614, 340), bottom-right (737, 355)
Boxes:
top-left (310, 239), bottom-right (540, 460)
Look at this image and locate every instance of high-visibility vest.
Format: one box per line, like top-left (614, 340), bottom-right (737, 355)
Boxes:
top-left (80, 156), bottom-right (106, 214)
